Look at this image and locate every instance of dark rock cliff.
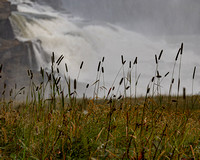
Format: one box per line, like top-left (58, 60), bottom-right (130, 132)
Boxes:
top-left (0, 0), bottom-right (38, 97)
top-left (0, 0), bottom-right (15, 39)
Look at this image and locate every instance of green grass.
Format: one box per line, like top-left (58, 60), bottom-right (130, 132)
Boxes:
top-left (0, 45), bottom-right (200, 159)
top-left (0, 97), bottom-right (200, 159)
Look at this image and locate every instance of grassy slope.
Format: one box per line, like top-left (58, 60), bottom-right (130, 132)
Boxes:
top-left (0, 96), bottom-right (200, 159)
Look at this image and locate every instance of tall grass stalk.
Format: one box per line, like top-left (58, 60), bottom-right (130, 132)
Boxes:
top-left (133, 57), bottom-right (138, 102)
top-left (77, 61), bottom-right (84, 82)
top-left (97, 60), bottom-right (104, 99)
top-left (177, 43), bottom-right (183, 97)
top-left (152, 54), bottom-right (158, 97)
top-left (168, 47), bottom-right (181, 103)
top-left (192, 66), bottom-right (196, 108)
top-left (175, 43), bottom-right (183, 119)
top-left (106, 60), bottom-right (126, 99)
top-left (128, 61), bottom-right (132, 99)
top-left (93, 61), bottom-right (101, 99)
top-left (121, 55), bottom-right (127, 98)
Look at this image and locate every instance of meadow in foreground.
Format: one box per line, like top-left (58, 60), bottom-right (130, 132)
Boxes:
top-left (0, 44), bottom-right (200, 159)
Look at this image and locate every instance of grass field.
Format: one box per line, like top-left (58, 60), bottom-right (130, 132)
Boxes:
top-left (0, 44), bottom-right (200, 159)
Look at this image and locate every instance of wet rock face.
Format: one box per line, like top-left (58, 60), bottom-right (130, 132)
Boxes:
top-left (0, 19), bottom-right (15, 40)
top-left (0, 39), bottom-right (37, 92)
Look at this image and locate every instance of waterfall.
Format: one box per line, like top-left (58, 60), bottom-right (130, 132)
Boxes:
top-left (7, 0), bottom-right (200, 96)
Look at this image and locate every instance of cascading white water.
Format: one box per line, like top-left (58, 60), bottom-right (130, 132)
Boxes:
top-left (8, 0), bottom-right (200, 96)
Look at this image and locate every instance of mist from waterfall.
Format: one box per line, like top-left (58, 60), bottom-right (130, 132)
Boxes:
top-left (61, 0), bottom-right (200, 36)
top-left (8, 0), bottom-right (200, 96)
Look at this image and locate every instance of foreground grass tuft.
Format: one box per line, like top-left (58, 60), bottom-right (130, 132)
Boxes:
top-left (0, 97), bottom-right (200, 159)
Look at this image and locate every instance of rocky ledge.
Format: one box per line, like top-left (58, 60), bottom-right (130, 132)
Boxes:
top-left (0, 0), bottom-right (16, 39)
top-left (0, 0), bottom-right (38, 97)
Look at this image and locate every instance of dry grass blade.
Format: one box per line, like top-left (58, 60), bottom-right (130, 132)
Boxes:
top-left (96, 127), bottom-right (105, 142)
top-left (105, 149), bottom-right (119, 158)
top-left (92, 80), bottom-right (99, 86)
top-left (157, 150), bottom-right (166, 160)
top-left (190, 145), bottom-right (195, 159)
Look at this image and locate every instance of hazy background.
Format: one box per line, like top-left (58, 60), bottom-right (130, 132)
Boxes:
top-left (61, 0), bottom-right (200, 36)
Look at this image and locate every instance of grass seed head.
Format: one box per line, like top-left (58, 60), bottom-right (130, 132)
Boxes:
top-left (134, 57), bottom-right (138, 64)
top-left (164, 72), bottom-right (169, 77)
top-left (80, 61), bottom-right (84, 69)
top-left (158, 50), bottom-right (163, 60)
top-left (102, 57), bottom-right (105, 62)
top-left (175, 48), bottom-right (181, 61)
top-left (51, 52), bottom-right (55, 65)
top-left (65, 63), bottom-right (68, 72)
top-left (119, 78), bottom-right (124, 85)
top-left (74, 79), bottom-right (77, 90)
top-left (180, 43), bottom-right (183, 55)
top-left (102, 67), bottom-right (104, 73)
top-left (97, 61), bottom-right (101, 72)
top-left (155, 54), bottom-right (158, 64)
top-left (193, 66), bottom-right (196, 79)
top-left (121, 55), bottom-right (124, 64)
